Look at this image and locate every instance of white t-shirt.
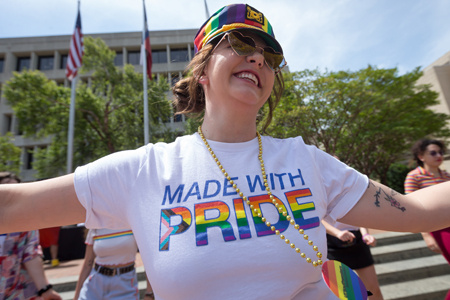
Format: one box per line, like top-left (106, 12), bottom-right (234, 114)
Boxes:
top-left (85, 228), bottom-right (137, 266)
top-left (74, 133), bottom-right (368, 300)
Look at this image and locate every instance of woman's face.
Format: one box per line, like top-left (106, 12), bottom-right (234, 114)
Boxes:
top-left (419, 144), bottom-right (444, 169)
top-left (202, 32), bottom-right (276, 112)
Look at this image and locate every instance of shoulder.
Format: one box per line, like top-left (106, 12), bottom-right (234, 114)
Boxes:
top-left (406, 167), bottom-right (422, 178)
top-left (442, 169), bottom-right (450, 179)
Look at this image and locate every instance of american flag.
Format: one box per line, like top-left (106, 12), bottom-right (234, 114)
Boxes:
top-left (140, 2), bottom-right (152, 79)
top-left (66, 9), bottom-right (84, 81)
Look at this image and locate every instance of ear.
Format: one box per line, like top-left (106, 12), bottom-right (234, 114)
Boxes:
top-left (198, 74), bottom-right (209, 85)
top-left (418, 153), bottom-right (425, 161)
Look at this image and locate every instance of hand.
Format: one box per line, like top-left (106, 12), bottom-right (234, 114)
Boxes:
top-left (40, 289), bottom-right (62, 300)
top-left (422, 234), bottom-right (442, 254)
top-left (337, 230), bottom-right (355, 243)
top-left (363, 234), bottom-right (376, 247)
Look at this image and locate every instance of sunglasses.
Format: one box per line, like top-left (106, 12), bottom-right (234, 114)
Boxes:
top-left (212, 31), bottom-right (287, 74)
top-left (429, 150), bottom-right (444, 157)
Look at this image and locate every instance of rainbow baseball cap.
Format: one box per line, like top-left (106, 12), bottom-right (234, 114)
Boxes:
top-left (194, 4), bottom-right (283, 55)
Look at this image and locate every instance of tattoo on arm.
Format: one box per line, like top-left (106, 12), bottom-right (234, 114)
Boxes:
top-left (371, 184), bottom-right (406, 212)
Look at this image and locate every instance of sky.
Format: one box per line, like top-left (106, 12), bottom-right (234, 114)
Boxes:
top-left (1, 0), bottom-right (450, 74)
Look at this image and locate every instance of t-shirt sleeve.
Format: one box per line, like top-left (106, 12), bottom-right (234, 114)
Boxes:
top-left (74, 145), bottom-right (149, 229)
top-left (404, 172), bottom-right (419, 194)
top-left (312, 148), bottom-right (369, 223)
top-left (22, 230), bottom-right (42, 263)
top-left (85, 229), bottom-right (94, 245)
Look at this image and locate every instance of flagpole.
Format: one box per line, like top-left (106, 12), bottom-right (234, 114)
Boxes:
top-left (142, 0), bottom-right (149, 145)
top-left (67, 75), bottom-right (77, 174)
top-left (204, 0), bottom-right (210, 19)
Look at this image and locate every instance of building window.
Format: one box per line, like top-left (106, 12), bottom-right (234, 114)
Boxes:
top-left (60, 54), bottom-right (68, 69)
top-left (191, 46), bottom-right (195, 60)
top-left (128, 51), bottom-right (140, 65)
top-left (170, 48), bottom-right (189, 62)
top-left (25, 147), bottom-right (34, 170)
top-left (3, 114), bottom-right (12, 133)
top-left (174, 114), bottom-right (183, 122)
top-left (152, 49), bottom-right (167, 64)
top-left (16, 57), bottom-right (31, 71)
top-left (38, 56), bottom-right (54, 70)
top-left (170, 73), bottom-right (180, 86)
top-left (0, 58), bottom-right (4, 73)
top-left (114, 52), bottom-right (123, 66)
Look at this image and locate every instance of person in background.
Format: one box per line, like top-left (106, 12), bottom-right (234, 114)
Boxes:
top-left (0, 172), bottom-right (61, 300)
top-left (405, 138), bottom-right (450, 300)
top-left (73, 228), bottom-right (153, 300)
top-left (38, 227), bottom-right (60, 267)
top-left (322, 220), bottom-right (383, 299)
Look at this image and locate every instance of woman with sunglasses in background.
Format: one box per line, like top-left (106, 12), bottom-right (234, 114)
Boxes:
top-left (404, 139), bottom-right (450, 300)
top-left (3, 4), bottom-right (450, 299)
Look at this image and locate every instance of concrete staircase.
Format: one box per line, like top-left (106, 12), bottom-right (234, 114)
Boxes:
top-left (374, 232), bottom-right (450, 300)
top-left (50, 232), bottom-right (450, 300)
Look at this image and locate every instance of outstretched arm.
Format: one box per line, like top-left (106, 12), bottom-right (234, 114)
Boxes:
top-left (0, 174), bottom-right (85, 234)
top-left (339, 180), bottom-right (450, 233)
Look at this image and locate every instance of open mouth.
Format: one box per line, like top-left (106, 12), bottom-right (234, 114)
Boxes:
top-left (235, 71), bottom-right (260, 88)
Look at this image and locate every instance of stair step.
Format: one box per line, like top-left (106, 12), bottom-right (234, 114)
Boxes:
top-left (381, 274), bottom-right (450, 300)
top-left (373, 232), bottom-right (422, 247)
top-left (371, 240), bottom-right (436, 263)
top-left (376, 255), bottom-right (450, 285)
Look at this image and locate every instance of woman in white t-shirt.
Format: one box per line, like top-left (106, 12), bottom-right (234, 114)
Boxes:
top-left (73, 229), bottom-right (154, 300)
top-left (2, 3), bottom-right (450, 300)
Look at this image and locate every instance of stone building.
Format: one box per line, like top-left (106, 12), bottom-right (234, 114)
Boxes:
top-left (0, 29), bottom-right (197, 181)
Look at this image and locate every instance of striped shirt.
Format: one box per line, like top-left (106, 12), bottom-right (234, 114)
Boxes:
top-left (404, 166), bottom-right (450, 194)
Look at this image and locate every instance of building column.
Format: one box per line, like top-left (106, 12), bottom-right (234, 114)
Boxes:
top-left (166, 45), bottom-right (171, 65)
top-left (30, 52), bottom-right (38, 70)
top-left (123, 47), bottom-right (128, 65)
top-left (54, 51), bottom-right (60, 70)
top-left (187, 43), bottom-right (192, 61)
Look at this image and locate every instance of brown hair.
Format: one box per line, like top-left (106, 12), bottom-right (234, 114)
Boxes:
top-left (172, 43), bottom-right (285, 133)
top-left (411, 139), bottom-right (446, 167)
top-left (0, 172), bottom-right (22, 184)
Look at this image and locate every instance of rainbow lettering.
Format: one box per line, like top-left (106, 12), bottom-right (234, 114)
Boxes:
top-left (285, 189), bottom-right (320, 230)
top-left (233, 198), bottom-right (251, 239)
top-left (195, 201), bottom-right (237, 246)
top-left (159, 207), bottom-right (192, 251)
top-left (249, 194), bottom-right (289, 237)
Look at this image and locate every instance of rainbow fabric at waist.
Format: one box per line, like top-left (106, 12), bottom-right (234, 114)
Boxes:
top-left (93, 230), bottom-right (133, 241)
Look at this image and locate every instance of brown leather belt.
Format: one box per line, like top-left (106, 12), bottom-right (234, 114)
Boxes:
top-left (94, 263), bottom-right (134, 276)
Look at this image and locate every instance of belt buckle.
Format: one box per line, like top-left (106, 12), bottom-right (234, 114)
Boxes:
top-left (111, 268), bottom-right (117, 276)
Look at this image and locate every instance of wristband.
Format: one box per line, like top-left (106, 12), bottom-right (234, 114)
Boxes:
top-left (37, 284), bottom-right (53, 296)
top-left (363, 233), bottom-right (370, 238)
top-left (145, 292), bottom-right (154, 298)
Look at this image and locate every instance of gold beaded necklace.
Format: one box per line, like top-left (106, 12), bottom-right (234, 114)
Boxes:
top-left (198, 126), bottom-right (323, 267)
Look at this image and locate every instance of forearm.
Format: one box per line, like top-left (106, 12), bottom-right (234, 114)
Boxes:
top-left (321, 220), bottom-right (342, 237)
top-left (0, 174), bottom-right (86, 233)
top-left (340, 180), bottom-right (450, 233)
top-left (74, 245), bottom-right (96, 300)
top-left (23, 256), bottom-right (50, 290)
top-left (359, 227), bottom-right (369, 235)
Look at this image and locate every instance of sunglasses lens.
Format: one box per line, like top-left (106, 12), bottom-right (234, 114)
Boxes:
top-left (228, 31), bottom-right (286, 73)
top-left (262, 47), bottom-right (285, 72)
top-left (228, 32), bottom-right (256, 56)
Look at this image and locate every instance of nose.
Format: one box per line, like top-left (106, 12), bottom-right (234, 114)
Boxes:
top-left (246, 49), bottom-right (265, 68)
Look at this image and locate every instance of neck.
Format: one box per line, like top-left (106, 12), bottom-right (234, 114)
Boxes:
top-left (423, 165), bottom-right (440, 176)
top-left (200, 100), bottom-right (260, 143)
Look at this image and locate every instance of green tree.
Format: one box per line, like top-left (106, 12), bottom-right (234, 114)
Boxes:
top-left (386, 163), bottom-right (412, 194)
top-left (0, 133), bottom-right (21, 174)
top-left (265, 66), bottom-right (450, 184)
top-left (4, 36), bottom-right (173, 178)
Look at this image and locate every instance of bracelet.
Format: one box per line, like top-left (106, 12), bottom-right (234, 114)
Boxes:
top-left (145, 292), bottom-right (154, 297)
top-left (362, 233), bottom-right (370, 238)
top-left (37, 284), bottom-right (53, 296)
